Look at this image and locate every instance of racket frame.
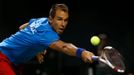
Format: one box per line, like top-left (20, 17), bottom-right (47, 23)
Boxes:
top-left (92, 46), bottom-right (125, 73)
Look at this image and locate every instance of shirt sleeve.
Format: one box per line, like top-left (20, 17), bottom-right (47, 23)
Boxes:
top-left (38, 30), bottom-right (60, 47)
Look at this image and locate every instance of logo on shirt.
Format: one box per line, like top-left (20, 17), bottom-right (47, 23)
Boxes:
top-left (29, 18), bottom-right (47, 34)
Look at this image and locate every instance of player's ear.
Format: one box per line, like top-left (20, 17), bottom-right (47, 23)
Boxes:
top-left (48, 16), bottom-right (53, 23)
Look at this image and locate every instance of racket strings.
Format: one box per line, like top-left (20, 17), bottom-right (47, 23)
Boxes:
top-left (105, 49), bottom-right (125, 70)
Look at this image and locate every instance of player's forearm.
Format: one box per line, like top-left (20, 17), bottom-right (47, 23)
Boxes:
top-left (60, 43), bottom-right (78, 56)
top-left (49, 40), bottom-right (78, 56)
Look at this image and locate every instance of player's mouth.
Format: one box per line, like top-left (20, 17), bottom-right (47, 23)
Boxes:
top-left (58, 28), bottom-right (65, 34)
top-left (59, 28), bottom-right (65, 31)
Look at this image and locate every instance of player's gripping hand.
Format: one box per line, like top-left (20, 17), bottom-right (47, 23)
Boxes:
top-left (81, 50), bottom-right (95, 63)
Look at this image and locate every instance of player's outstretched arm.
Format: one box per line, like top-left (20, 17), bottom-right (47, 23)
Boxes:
top-left (49, 40), bottom-right (95, 63)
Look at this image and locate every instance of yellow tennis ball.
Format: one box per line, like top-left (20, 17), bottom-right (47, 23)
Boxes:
top-left (90, 36), bottom-right (100, 46)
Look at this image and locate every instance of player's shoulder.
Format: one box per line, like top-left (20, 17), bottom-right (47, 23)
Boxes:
top-left (29, 17), bottom-right (48, 25)
top-left (39, 18), bottom-right (49, 25)
top-left (37, 17), bottom-right (48, 22)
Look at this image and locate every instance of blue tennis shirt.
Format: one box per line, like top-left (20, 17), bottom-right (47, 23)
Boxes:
top-left (0, 18), bottom-right (60, 65)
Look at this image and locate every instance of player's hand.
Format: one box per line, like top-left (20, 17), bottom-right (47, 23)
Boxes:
top-left (81, 50), bottom-right (95, 63)
top-left (36, 50), bottom-right (47, 64)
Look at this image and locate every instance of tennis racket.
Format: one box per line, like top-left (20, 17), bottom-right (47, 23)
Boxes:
top-left (92, 46), bottom-right (125, 73)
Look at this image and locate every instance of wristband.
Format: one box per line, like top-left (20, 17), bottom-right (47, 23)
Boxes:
top-left (76, 48), bottom-right (84, 58)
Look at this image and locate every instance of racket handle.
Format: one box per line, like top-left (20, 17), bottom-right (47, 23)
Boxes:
top-left (92, 56), bottom-right (99, 61)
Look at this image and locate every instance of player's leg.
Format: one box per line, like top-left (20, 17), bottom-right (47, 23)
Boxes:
top-left (0, 52), bottom-right (16, 75)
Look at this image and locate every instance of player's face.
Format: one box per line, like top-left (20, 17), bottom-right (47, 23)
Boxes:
top-left (49, 9), bottom-right (69, 34)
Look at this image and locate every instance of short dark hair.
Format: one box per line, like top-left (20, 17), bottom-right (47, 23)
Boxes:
top-left (49, 3), bottom-right (69, 18)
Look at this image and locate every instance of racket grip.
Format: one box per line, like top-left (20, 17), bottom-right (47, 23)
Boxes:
top-left (92, 56), bottom-right (99, 61)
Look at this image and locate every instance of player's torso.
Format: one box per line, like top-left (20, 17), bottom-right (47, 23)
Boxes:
top-left (0, 18), bottom-right (51, 64)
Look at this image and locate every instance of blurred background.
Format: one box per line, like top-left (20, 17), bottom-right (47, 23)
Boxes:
top-left (1, 0), bottom-right (134, 75)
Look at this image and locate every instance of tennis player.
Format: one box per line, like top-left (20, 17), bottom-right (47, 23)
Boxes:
top-left (0, 3), bottom-right (94, 75)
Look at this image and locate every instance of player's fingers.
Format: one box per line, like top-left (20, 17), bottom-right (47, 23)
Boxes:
top-left (82, 50), bottom-right (94, 63)
top-left (87, 57), bottom-right (92, 63)
top-left (39, 55), bottom-right (44, 64)
top-left (43, 50), bottom-right (47, 55)
top-left (40, 50), bottom-right (47, 55)
top-left (87, 52), bottom-right (95, 63)
top-left (40, 59), bottom-right (44, 63)
top-left (87, 55), bottom-right (94, 63)
top-left (36, 53), bottom-right (44, 63)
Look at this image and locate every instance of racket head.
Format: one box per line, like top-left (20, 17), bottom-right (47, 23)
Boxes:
top-left (102, 46), bottom-right (126, 73)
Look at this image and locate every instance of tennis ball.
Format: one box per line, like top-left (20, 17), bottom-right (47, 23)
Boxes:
top-left (90, 36), bottom-right (100, 46)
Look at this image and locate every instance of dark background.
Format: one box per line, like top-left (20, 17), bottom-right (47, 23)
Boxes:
top-left (1, 0), bottom-right (134, 75)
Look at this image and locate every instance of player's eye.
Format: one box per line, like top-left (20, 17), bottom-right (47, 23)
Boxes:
top-left (57, 17), bottom-right (63, 21)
